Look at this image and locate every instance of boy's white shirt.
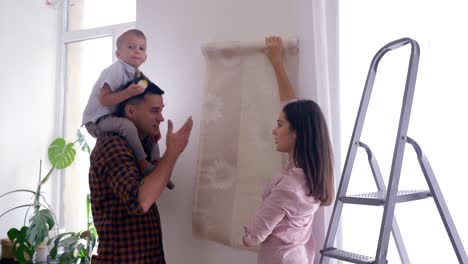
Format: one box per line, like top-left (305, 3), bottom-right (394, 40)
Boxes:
top-left (81, 59), bottom-right (137, 125)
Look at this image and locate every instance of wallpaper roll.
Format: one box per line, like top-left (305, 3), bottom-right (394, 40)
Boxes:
top-left (193, 38), bottom-right (299, 249)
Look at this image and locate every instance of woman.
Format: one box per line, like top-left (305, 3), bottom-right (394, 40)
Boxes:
top-left (243, 36), bottom-right (335, 264)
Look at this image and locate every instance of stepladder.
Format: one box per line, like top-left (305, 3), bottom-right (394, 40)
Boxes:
top-left (319, 38), bottom-right (468, 263)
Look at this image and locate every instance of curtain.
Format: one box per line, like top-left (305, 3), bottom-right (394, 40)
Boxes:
top-left (296, 1), bottom-right (340, 262)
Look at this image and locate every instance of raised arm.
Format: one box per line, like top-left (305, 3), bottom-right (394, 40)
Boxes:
top-left (263, 36), bottom-right (296, 102)
top-left (137, 117), bottom-right (193, 212)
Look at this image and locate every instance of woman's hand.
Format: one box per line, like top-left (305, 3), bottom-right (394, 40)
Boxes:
top-left (263, 36), bottom-right (284, 67)
top-left (242, 237), bottom-right (250, 247)
top-left (263, 36), bottom-right (296, 101)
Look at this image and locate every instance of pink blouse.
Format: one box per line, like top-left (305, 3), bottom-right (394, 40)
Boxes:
top-left (243, 164), bottom-right (320, 264)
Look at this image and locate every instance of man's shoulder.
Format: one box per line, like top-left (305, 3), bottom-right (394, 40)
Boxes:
top-left (97, 132), bottom-right (126, 144)
top-left (92, 133), bottom-right (128, 154)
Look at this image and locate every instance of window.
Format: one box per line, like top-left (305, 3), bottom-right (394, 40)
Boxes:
top-left (339, 0), bottom-right (468, 262)
top-left (58, 0), bottom-right (135, 232)
top-left (67, 0), bottom-right (136, 31)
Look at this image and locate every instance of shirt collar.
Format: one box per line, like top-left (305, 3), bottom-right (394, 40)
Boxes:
top-left (118, 59), bottom-right (137, 76)
top-left (285, 160), bottom-right (304, 176)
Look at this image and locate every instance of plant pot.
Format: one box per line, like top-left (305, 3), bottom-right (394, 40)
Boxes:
top-left (34, 243), bottom-right (47, 263)
top-left (0, 239), bottom-right (13, 260)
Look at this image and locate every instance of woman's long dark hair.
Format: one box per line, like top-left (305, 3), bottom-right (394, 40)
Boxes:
top-left (283, 100), bottom-right (334, 206)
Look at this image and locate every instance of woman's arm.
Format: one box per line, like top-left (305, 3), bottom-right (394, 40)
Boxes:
top-left (263, 36), bottom-right (296, 102)
top-left (243, 199), bottom-right (286, 247)
top-left (243, 183), bottom-right (300, 246)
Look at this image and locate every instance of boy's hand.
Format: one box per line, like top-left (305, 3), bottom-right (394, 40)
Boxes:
top-left (126, 83), bottom-right (145, 96)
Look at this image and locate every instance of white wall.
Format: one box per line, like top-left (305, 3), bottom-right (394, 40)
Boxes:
top-left (339, 1), bottom-right (468, 262)
top-left (0, 0), bottom-right (60, 239)
top-left (137, 1), bottom-right (320, 263)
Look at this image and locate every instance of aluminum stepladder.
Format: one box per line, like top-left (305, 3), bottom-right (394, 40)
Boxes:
top-left (319, 37), bottom-right (468, 264)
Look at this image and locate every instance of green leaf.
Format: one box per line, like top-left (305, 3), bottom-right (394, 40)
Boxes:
top-left (76, 244), bottom-right (87, 257)
top-left (7, 228), bottom-right (19, 239)
top-left (49, 228), bottom-right (97, 263)
top-left (59, 234), bottom-right (80, 248)
top-left (27, 209), bottom-right (55, 245)
top-left (8, 226), bottom-right (34, 264)
top-left (49, 245), bottom-right (58, 259)
top-left (49, 232), bottom-right (75, 259)
top-left (48, 138), bottom-right (76, 169)
top-left (59, 251), bottom-right (76, 264)
top-left (77, 129), bottom-right (91, 153)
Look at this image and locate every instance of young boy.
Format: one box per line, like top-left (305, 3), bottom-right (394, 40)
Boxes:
top-left (82, 29), bottom-right (174, 188)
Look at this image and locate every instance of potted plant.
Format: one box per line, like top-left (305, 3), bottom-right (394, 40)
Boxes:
top-left (0, 129), bottom-right (91, 264)
top-left (47, 194), bottom-right (97, 263)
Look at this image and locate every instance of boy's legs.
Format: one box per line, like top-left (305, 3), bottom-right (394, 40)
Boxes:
top-left (142, 137), bottom-right (175, 189)
top-left (142, 137), bottom-right (160, 161)
top-left (85, 116), bottom-right (154, 175)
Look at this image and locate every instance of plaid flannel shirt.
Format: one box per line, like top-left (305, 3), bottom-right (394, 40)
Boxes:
top-left (89, 134), bottom-right (166, 264)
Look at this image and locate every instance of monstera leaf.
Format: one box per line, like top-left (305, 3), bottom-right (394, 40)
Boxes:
top-left (27, 209), bottom-right (55, 245)
top-left (49, 229), bottom-right (97, 263)
top-left (7, 226), bottom-right (34, 264)
top-left (48, 138), bottom-right (76, 170)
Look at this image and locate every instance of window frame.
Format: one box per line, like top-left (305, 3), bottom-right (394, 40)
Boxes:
top-left (56, 0), bottom-right (135, 230)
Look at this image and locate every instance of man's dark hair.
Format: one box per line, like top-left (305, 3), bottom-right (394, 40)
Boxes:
top-left (116, 81), bottom-right (165, 117)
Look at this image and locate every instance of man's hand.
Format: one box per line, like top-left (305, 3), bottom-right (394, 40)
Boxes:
top-left (166, 117), bottom-right (193, 157)
top-left (137, 117), bottom-right (193, 211)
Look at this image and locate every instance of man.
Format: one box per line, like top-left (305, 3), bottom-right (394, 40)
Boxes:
top-left (89, 81), bottom-right (193, 263)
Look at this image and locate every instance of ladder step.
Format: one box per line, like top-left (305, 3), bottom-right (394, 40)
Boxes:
top-left (339, 189), bottom-right (431, 206)
top-left (321, 247), bottom-right (377, 264)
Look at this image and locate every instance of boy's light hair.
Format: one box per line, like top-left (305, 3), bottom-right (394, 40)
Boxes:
top-left (116, 29), bottom-right (146, 49)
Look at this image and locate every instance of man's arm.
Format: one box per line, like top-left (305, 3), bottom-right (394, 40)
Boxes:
top-left (138, 117), bottom-right (193, 212)
top-left (263, 36), bottom-right (296, 102)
